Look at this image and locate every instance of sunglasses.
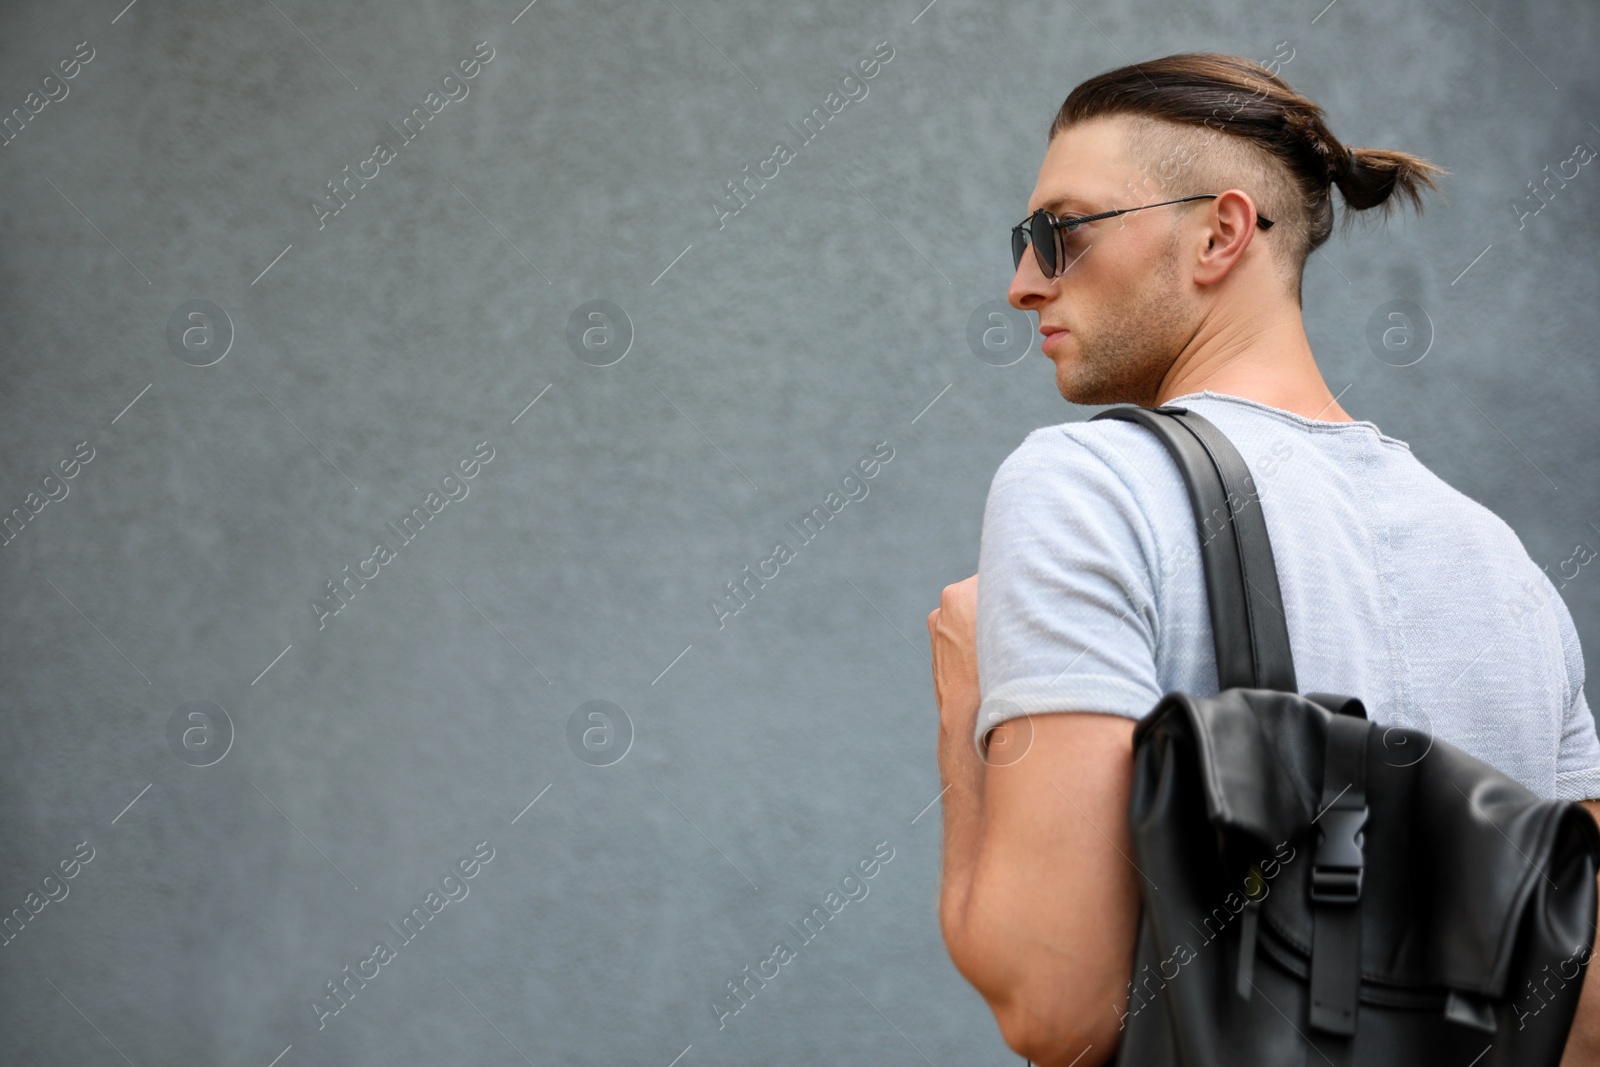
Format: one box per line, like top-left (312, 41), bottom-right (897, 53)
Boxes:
top-left (1010, 194), bottom-right (1275, 279)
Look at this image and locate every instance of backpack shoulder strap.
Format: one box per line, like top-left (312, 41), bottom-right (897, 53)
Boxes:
top-left (1088, 404), bottom-right (1296, 693)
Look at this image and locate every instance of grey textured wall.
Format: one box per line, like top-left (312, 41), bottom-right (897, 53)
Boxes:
top-left (1, 0), bottom-right (1596, 1063)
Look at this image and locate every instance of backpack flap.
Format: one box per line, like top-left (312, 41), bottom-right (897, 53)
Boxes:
top-left (1407, 741), bottom-right (1600, 998)
top-left (1131, 686), bottom-right (1600, 1004)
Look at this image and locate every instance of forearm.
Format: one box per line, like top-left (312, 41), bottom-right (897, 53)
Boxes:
top-left (945, 837), bottom-right (1122, 1066)
top-left (936, 721), bottom-right (988, 944)
top-left (936, 720), bottom-right (1040, 1043)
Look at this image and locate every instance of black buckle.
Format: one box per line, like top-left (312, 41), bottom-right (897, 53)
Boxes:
top-left (1310, 806), bottom-right (1368, 904)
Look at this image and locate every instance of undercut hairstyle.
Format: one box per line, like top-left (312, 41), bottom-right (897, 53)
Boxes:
top-left (1050, 52), bottom-right (1446, 302)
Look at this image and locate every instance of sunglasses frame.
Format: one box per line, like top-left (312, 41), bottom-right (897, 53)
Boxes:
top-left (1011, 194), bottom-right (1276, 278)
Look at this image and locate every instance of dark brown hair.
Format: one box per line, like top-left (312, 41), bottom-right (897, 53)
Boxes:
top-left (1050, 52), bottom-right (1446, 296)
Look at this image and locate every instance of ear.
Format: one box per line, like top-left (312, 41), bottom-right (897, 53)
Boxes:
top-left (1192, 189), bottom-right (1265, 287)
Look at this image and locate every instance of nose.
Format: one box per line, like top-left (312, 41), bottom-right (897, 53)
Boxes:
top-left (1008, 251), bottom-right (1054, 312)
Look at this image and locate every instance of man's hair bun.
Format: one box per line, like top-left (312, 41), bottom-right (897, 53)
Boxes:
top-left (1333, 144), bottom-right (1445, 214)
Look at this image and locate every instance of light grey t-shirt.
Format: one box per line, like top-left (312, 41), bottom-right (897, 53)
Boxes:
top-left (975, 389), bottom-right (1600, 802)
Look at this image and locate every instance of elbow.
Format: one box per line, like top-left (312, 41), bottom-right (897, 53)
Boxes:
top-left (1003, 989), bottom-right (1124, 1067)
top-left (938, 887), bottom-right (1028, 1049)
top-left (940, 883), bottom-right (1124, 1066)
top-left (938, 884), bottom-right (988, 1003)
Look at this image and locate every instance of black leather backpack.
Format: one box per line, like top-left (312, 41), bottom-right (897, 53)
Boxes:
top-left (1081, 403), bottom-right (1600, 1066)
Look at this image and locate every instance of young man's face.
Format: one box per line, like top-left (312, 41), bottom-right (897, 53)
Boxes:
top-left (1008, 116), bottom-right (1200, 407)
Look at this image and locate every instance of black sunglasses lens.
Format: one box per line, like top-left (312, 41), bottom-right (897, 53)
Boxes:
top-left (1031, 212), bottom-right (1058, 278)
top-left (1013, 212), bottom-right (1067, 276)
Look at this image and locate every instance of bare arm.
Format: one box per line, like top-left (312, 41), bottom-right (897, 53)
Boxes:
top-left (1559, 799), bottom-right (1600, 1066)
top-left (929, 575), bottom-right (1142, 1066)
top-left (937, 710), bottom-right (1141, 1066)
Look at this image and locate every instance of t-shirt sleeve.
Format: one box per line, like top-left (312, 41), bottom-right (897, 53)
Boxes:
top-left (1547, 570), bottom-right (1600, 801)
top-left (975, 427), bottom-right (1165, 755)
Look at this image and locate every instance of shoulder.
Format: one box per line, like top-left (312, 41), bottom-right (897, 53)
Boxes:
top-left (991, 415), bottom-right (1179, 499)
top-left (983, 416), bottom-right (1186, 570)
top-left (1361, 430), bottom-right (1541, 561)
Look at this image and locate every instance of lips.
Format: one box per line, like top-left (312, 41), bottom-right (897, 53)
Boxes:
top-left (1041, 327), bottom-right (1068, 354)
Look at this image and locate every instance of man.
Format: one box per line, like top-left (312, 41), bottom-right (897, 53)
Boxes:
top-left (926, 52), bottom-right (1600, 1066)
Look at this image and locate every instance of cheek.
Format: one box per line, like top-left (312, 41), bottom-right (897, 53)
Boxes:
top-left (1061, 230), bottom-right (1095, 268)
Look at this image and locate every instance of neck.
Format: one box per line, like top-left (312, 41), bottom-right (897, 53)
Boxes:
top-left (1155, 301), bottom-right (1353, 423)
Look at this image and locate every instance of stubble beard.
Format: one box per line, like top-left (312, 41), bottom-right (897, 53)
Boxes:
top-left (1054, 246), bottom-right (1191, 408)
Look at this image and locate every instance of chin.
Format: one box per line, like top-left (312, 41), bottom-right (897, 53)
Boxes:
top-left (1055, 373), bottom-right (1099, 407)
top-left (1055, 369), bottom-right (1147, 408)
